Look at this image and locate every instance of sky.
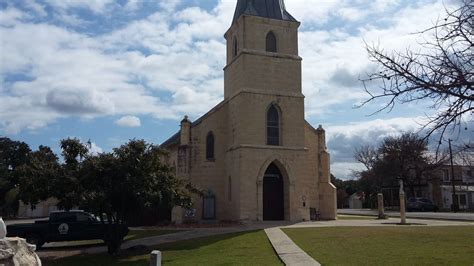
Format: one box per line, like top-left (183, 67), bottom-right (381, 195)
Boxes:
top-left (0, 0), bottom-right (471, 180)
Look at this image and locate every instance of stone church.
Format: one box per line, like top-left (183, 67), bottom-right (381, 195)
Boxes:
top-left (162, 0), bottom-right (336, 222)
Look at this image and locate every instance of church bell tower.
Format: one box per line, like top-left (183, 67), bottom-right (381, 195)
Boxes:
top-left (224, 0), bottom-right (302, 99)
top-left (223, 0), bottom-right (305, 148)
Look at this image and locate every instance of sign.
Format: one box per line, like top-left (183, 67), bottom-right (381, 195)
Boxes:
top-left (58, 223), bottom-right (69, 235)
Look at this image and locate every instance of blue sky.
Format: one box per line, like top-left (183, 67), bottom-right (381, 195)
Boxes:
top-left (0, 0), bottom-right (471, 179)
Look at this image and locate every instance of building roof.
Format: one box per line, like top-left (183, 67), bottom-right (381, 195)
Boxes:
top-left (160, 100), bottom-right (227, 149)
top-left (160, 131), bottom-right (180, 148)
top-left (232, 0), bottom-right (297, 24)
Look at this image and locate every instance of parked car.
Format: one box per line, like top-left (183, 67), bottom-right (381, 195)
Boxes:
top-left (406, 198), bottom-right (438, 212)
top-left (7, 210), bottom-right (128, 248)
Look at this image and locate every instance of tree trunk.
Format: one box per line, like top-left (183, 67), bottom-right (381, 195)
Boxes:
top-left (105, 215), bottom-right (124, 255)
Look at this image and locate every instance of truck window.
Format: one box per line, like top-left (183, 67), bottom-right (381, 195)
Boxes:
top-left (51, 212), bottom-right (77, 223)
top-left (51, 213), bottom-right (70, 222)
top-left (76, 213), bottom-right (91, 222)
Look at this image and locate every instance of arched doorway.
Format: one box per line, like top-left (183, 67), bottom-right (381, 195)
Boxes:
top-left (263, 163), bottom-right (284, 220)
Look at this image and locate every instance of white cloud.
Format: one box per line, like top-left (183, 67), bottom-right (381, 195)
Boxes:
top-left (285, 0), bottom-right (340, 25)
top-left (44, 0), bottom-right (114, 13)
top-left (115, 116), bottom-right (141, 127)
top-left (23, 0), bottom-right (47, 17)
top-left (331, 162), bottom-right (365, 180)
top-left (327, 117), bottom-right (425, 142)
top-left (0, 0), bottom-right (462, 139)
top-left (325, 116), bottom-right (427, 179)
top-left (159, 0), bottom-right (181, 12)
top-left (299, 0), bottom-right (455, 117)
top-left (0, 7), bottom-right (29, 26)
top-left (55, 12), bottom-right (90, 26)
top-left (124, 0), bottom-right (141, 11)
top-left (373, 0), bottom-right (402, 12)
top-left (89, 142), bottom-right (103, 155)
top-left (46, 89), bottom-right (116, 114)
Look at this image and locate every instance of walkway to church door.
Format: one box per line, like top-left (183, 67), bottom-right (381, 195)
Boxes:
top-left (263, 163), bottom-right (284, 220)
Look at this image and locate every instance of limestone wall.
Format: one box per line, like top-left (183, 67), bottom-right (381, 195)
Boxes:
top-left (235, 147), bottom-right (314, 222)
top-left (228, 92), bottom-right (305, 148)
top-left (224, 15), bottom-right (301, 99)
top-left (224, 53), bottom-right (302, 99)
top-left (225, 15), bottom-right (299, 64)
top-left (187, 102), bottom-right (234, 221)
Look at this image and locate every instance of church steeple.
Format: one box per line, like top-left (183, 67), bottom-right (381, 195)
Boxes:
top-left (232, 0), bottom-right (297, 24)
top-left (224, 0), bottom-right (301, 99)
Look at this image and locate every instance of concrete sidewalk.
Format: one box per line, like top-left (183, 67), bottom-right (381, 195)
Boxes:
top-left (338, 209), bottom-right (474, 221)
top-left (284, 217), bottom-right (474, 228)
top-left (265, 227), bottom-right (320, 266)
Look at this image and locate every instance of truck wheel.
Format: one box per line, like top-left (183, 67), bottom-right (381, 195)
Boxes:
top-left (25, 233), bottom-right (44, 249)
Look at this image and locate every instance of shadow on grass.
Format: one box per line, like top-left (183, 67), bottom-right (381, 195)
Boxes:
top-left (41, 241), bottom-right (104, 251)
top-left (40, 229), bottom-right (184, 252)
top-left (43, 230), bottom-right (277, 266)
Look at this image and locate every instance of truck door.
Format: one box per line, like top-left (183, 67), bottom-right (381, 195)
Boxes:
top-left (49, 213), bottom-right (76, 241)
top-left (73, 212), bottom-right (104, 240)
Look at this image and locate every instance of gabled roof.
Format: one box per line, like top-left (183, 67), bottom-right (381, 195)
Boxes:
top-left (232, 0), bottom-right (297, 24)
top-left (160, 100), bottom-right (227, 149)
top-left (160, 131), bottom-right (180, 148)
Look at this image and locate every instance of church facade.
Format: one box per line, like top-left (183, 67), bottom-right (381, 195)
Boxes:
top-left (162, 0), bottom-right (337, 222)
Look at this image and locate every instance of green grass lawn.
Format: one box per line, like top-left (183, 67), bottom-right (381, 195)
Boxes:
top-left (283, 226), bottom-right (474, 266)
top-left (337, 215), bottom-right (376, 220)
top-left (44, 230), bottom-right (282, 266)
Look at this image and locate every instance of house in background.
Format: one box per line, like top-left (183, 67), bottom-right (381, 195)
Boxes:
top-left (380, 161), bottom-right (473, 211)
top-left (17, 198), bottom-right (59, 218)
top-left (435, 165), bottom-right (474, 211)
top-left (348, 192), bottom-right (365, 209)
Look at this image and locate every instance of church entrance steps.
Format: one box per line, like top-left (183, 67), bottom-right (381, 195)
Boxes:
top-left (264, 227), bottom-right (320, 266)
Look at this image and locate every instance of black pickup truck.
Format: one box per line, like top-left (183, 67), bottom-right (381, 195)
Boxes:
top-left (7, 210), bottom-right (128, 248)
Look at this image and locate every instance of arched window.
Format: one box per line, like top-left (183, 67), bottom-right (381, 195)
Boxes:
top-left (233, 37), bottom-right (238, 58)
top-left (266, 31), bottom-right (277, 52)
top-left (267, 105), bottom-right (280, 146)
top-left (206, 132), bottom-right (215, 160)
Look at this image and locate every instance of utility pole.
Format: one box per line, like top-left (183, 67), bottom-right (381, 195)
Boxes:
top-left (448, 139), bottom-right (458, 212)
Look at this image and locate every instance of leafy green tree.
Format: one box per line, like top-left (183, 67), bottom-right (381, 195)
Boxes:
top-left (20, 138), bottom-right (198, 254)
top-left (0, 137), bottom-right (31, 217)
top-left (17, 146), bottom-right (61, 208)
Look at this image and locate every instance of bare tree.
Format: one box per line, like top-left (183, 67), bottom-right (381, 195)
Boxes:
top-left (354, 133), bottom-right (450, 197)
top-left (354, 145), bottom-right (379, 170)
top-left (453, 143), bottom-right (474, 166)
top-left (360, 1), bottom-right (473, 143)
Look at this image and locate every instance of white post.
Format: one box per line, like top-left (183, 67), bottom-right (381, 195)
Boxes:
top-left (399, 180), bottom-right (406, 224)
top-left (0, 217), bottom-right (6, 239)
top-left (377, 193), bottom-right (385, 219)
top-left (399, 192), bottom-right (407, 224)
top-left (150, 250), bottom-right (161, 266)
